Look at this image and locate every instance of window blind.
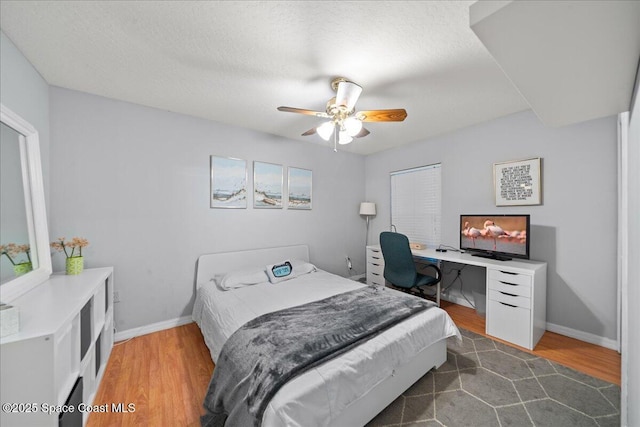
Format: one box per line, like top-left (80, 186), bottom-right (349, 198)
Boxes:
top-left (390, 163), bottom-right (441, 247)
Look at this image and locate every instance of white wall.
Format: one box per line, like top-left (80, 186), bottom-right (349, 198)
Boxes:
top-left (365, 110), bottom-right (619, 346)
top-left (49, 87), bottom-right (366, 332)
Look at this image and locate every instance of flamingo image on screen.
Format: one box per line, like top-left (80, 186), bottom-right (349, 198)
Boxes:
top-left (460, 214), bottom-right (530, 260)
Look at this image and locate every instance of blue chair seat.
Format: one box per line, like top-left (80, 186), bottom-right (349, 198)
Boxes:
top-left (415, 273), bottom-right (440, 288)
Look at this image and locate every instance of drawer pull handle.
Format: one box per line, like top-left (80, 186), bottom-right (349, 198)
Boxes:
top-left (499, 291), bottom-right (518, 297)
top-left (499, 281), bottom-right (517, 286)
top-left (500, 271), bottom-right (518, 275)
top-left (499, 302), bottom-right (517, 308)
top-left (372, 272), bottom-right (380, 276)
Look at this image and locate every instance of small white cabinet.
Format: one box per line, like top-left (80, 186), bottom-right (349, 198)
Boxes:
top-left (366, 246), bottom-right (386, 287)
top-left (486, 265), bottom-right (546, 350)
top-left (0, 267), bottom-right (114, 426)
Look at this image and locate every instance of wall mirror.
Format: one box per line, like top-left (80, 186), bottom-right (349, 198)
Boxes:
top-left (0, 104), bottom-right (51, 302)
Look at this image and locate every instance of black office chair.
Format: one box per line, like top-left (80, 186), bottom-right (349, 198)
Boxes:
top-left (379, 231), bottom-right (442, 306)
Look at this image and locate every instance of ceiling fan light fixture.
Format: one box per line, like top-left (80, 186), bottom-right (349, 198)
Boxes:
top-left (338, 131), bottom-right (353, 145)
top-left (278, 77), bottom-right (408, 152)
top-left (335, 81), bottom-right (363, 111)
top-left (317, 121), bottom-right (335, 141)
top-left (343, 116), bottom-right (363, 136)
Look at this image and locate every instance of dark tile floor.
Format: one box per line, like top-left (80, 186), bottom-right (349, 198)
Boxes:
top-left (367, 329), bottom-right (620, 427)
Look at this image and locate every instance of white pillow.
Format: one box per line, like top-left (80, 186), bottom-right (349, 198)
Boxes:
top-left (265, 259), bottom-right (317, 284)
top-left (214, 268), bottom-right (268, 290)
top-left (290, 259), bottom-right (317, 275)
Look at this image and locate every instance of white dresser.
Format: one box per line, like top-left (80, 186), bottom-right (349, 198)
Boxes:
top-left (0, 267), bottom-right (114, 426)
top-left (366, 246), bottom-right (386, 287)
top-left (367, 246), bottom-right (547, 350)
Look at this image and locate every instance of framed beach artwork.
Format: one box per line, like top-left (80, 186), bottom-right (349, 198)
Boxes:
top-left (288, 167), bottom-right (312, 210)
top-left (253, 161), bottom-right (283, 208)
top-left (210, 156), bottom-right (247, 208)
top-left (494, 157), bottom-right (542, 206)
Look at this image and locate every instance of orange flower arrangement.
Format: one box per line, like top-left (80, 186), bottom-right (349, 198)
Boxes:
top-left (0, 243), bottom-right (31, 265)
top-left (50, 237), bottom-right (89, 258)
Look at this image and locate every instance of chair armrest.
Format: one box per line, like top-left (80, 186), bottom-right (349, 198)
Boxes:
top-left (417, 263), bottom-right (442, 282)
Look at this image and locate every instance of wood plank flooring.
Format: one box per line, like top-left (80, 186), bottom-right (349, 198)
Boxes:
top-left (87, 303), bottom-right (621, 426)
top-left (88, 323), bottom-right (213, 427)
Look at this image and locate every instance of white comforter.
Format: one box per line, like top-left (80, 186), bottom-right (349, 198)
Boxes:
top-left (193, 269), bottom-right (460, 426)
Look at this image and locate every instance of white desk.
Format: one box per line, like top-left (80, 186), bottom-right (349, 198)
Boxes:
top-left (366, 246), bottom-right (547, 350)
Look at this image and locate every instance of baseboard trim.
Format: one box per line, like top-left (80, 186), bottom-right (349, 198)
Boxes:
top-left (545, 322), bottom-right (618, 351)
top-left (114, 315), bottom-right (193, 342)
top-left (441, 293), bottom-right (474, 309)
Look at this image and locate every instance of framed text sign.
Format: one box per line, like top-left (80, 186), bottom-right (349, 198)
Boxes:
top-left (494, 158), bottom-right (541, 206)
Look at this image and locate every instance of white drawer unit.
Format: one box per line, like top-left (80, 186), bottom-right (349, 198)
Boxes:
top-left (366, 246), bottom-right (386, 287)
top-left (486, 266), bottom-right (546, 350)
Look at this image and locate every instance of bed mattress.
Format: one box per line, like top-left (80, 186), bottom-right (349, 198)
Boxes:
top-left (193, 269), bottom-right (459, 426)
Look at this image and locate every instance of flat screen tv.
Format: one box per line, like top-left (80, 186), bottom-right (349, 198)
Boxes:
top-left (460, 214), bottom-right (530, 261)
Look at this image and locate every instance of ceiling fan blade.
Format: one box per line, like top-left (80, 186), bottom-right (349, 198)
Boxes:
top-left (301, 127), bottom-right (317, 136)
top-left (357, 109), bottom-right (407, 122)
top-left (354, 127), bottom-right (370, 138)
top-left (277, 106), bottom-right (330, 118)
top-left (335, 81), bottom-right (362, 111)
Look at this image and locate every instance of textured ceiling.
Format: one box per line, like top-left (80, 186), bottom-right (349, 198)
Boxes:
top-left (1, 1), bottom-right (637, 155)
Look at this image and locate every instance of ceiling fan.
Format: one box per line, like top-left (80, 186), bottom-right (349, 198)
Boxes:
top-left (277, 77), bottom-right (407, 151)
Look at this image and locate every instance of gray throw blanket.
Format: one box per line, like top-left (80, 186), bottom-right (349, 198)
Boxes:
top-left (201, 286), bottom-right (435, 427)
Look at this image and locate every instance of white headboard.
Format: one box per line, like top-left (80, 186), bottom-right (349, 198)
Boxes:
top-left (196, 245), bottom-right (310, 289)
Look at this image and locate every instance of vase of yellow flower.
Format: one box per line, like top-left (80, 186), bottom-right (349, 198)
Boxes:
top-left (51, 237), bottom-right (89, 275)
top-left (0, 243), bottom-right (32, 277)
top-left (65, 256), bottom-right (84, 275)
top-left (13, 261), bottom-right (33, 276)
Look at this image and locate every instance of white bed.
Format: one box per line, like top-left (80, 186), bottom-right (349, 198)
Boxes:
top-left (192, 245), bottom-right (460, 426)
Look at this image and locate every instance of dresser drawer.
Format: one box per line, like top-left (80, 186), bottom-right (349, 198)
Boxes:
top-left (488, 269), bottom-right (532, 287)
top-left (367, 271), bottom-right (386, 287)
top-left (488, 289), bottom-right (531, 309)
top-left (487, 278), bottom-right (531, 298)
top-left (367, 247), bottom-right (384, 262)
top-left (367, 256), bottom-right (384, 275)
top-left (368, 260), bottom-right (384, 271)
top-left (487, 299), bottom-right (531, 349)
